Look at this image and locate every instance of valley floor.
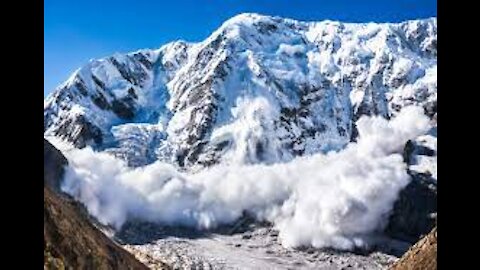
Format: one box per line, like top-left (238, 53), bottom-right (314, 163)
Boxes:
top-left (119, 222), bottom-right (406, 270)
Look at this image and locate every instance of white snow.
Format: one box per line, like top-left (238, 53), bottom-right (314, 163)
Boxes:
top-left (45, 14), bottom-right (437, 169)
top-left (123, 226), bottom-right (398, 269)
top-left (276, 44), bottom-right (306, 56)
top-left (51, 106), bottom-right (429, 251)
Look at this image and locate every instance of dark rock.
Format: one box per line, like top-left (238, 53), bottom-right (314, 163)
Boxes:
top-left (53, 115), bottom-right (103, 148)
top-left (128, 87), bottom-right (138, 99)
top-left (186, 141), bottom-right (208, 164)
top-left (44, 139), bottom-right (68, 192)
top-left (403, 139), bottom-right (436, 165)
top-left (132, 52), bottom-right (153, 70)
top-left (414, 145), bottom-right (435, 157)
top-left (111, 99), bottom-right (135, 120)
top-left (109, 56), bottom-right (148, 87)
top-left (385, 172), bottom-right (436, 243)
top-left (92, 74), bottom-right (107, 90)
top-left (423, 101), bottom-right (437, 119)
top-left (74, 79), bottom-right (88, 96)
top-left (403, 140), bottom-right (416, 164)
top-left (350, 123), bottom-right (359, 142)
top-left (92, 93), bottom-right (110, 110)
top-left (256, 21), bottom-right (278, 34)
top-left (242, 234), bottom-right (252, 239)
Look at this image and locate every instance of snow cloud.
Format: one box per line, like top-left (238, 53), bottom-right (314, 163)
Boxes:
top-left (276, 43), bottom-right (306, 56)
top-left (49, 104), bottom-right (429, 250)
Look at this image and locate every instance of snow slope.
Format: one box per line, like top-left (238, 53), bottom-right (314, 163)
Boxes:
top-left (123, 225), bottom-right (399, 270)
top-left (44, 13), bottom-right (437, 169)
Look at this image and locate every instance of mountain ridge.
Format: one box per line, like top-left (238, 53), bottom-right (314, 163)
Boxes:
top-left (44, 13), bottom-right (436, 170)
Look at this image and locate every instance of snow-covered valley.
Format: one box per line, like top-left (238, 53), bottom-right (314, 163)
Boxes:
top-left (121, 223), bottom-right (402, 270)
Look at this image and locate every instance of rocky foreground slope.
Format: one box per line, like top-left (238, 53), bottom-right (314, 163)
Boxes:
top-left (389, 226), bottom-right (437, 270)
top-left (44, 140), bottom-right (159, 269)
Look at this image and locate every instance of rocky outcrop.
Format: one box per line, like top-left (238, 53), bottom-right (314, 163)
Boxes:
top-left (44, 139), bottom-right (68, 192)
top-left (385, 172), bottom-right (436, 243)
top-left (385, 132), bottom-right (437, 243)
top-left (389, 226), bottom-right (437, 270)
top-left (44, 139), bottom-right (154, 270)
top-left (44, 187), bottom-right (152, 270)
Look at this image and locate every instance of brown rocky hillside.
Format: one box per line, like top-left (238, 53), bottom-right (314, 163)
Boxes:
top-left (44, 139), bottom-right (161, 269)
top-left (389, 226), bottom-right (437, 270)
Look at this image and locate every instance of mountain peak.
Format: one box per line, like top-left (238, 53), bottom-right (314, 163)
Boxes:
top-left (223, 12), bottom-right (270, 25)
top-left (44, 14), bottom-right (437, 168)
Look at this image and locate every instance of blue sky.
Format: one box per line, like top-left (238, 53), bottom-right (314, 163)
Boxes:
top-left (44, 0), bottom-right (437, 97)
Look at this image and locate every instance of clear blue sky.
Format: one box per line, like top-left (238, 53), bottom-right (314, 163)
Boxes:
top-left (44, 0), bottom-right (437, 97)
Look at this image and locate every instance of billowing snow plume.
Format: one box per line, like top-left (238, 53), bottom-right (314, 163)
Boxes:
top-left (50, 105), bottom-right (429, 250)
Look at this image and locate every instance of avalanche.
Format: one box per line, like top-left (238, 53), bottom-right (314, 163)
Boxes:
top-left (44, 12), bottom-right (436, 251)
top-left (50, 105), bottom-right (429, 250)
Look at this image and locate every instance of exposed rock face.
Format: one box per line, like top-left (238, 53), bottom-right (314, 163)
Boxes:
top-left (44, 139), bottom-right (68, 192)
top-left (389, 227), bottom-right (437, 270)
top-left (385, 172), bottom-right (436, 243)
top-left (386, 132), bottom-right (437, 243)
top-left (44, 13), bottom-right (437, 168)
top-left (43, 140), bottom-right (153, 270)
top-left (44, 187), bottom-right (152, 270)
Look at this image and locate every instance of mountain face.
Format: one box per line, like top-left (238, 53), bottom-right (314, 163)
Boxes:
top-left (44, 13), bottom-right (437, 170)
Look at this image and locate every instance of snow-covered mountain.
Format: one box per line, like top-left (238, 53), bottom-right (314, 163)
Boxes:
top-left (44, 13), bottom-right (437, 170)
